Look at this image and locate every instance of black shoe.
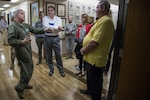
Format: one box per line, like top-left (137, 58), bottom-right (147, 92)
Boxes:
top-left (25, 84), bottom-right (33, 89)
top-left (49, 71), bottom-right (53, 76)
top-left (15, 87), bottom-right (25, 99)
top-left (66, 57), bottom-right (70, 59)
top-left (10, 64), bottom-right (14, 69)
top-left (80, 90), bottom-right (92, 95)
top-left (69, 56), bottom-right (74, 59)
top-left (36, 61), bottom-right (42, 65)
top-left (60, 71), bottom-right (65, 77)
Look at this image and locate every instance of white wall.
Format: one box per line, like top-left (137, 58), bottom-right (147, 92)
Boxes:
top-left (110, 4), bottom-right (118, 29)
top-left (69, 0), bottom-right (99, 6)
top-left (2, 1), bottom-right (29, 23)
top-left (68, 0), bottom-right (119, 28)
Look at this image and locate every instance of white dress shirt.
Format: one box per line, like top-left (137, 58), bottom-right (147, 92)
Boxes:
top-left (42, 16), bottom-right (62, 36)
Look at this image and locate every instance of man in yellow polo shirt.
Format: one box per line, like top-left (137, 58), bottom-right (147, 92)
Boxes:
top-left (80, 0), bottom-right (114, 100)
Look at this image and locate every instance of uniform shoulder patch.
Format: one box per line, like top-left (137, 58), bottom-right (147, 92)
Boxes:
top-left (8, 27), bottom-right (15, 33)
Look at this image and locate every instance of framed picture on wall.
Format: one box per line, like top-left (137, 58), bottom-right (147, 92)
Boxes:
top-left (68, 1), bottom-right (75, 11)
top-left (86, 5), bottom-right (91, 14)
top-left (46, 2), bottom-right (56, 15)
top-left (75, 15), bottom-right (80, 24)
top-left (30, 2), bottom-right (38, 27)
top-left (92, 6), bottom-right (96, 15)
top-left (75, 3), bottom-right (80, 15)
top-left (61, 18), bottom-right (66, 28)
top-left (57, 4), bottom-right (66, 17)
top-left (81, 4), bottom-right (86, 14)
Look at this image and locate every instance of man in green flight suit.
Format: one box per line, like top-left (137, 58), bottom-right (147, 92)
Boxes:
top-left (7, 9), bottom-right (51, 99)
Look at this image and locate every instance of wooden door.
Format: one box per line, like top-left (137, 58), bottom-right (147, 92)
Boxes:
top-left (115, 0), bottom-right (150, 100)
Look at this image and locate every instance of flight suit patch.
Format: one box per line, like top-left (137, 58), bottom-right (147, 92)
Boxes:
top-left (25, 28), bottom-right (29, 33)
top-left (8, 27), bottom-right (14, 33)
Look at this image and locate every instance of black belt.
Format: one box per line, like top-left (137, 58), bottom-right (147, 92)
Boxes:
top-left (45, 35), bottom-right (59, 37)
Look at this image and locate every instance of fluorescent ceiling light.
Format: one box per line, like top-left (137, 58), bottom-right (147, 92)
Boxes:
top-left (3, 4), bottom-right (10, 7)
top-left (0, 8), bottom-right (4, 10)
top-left (11, 0), bottom-right (19, 3)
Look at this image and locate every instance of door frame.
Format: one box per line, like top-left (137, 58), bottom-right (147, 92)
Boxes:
top-left (107, 0), bottom-right (129, 100)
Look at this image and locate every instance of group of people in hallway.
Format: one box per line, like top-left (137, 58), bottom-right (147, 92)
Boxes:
top-left (5, 0), bottom-right (114, 100)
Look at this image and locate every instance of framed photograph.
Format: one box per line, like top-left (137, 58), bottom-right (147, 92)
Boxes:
top-left (81, 4), bottom-right (86, 14)
top-left (57, 4), bottom-right (66, 17)
top-left (68, 11), bottom-right (74, 17)
top-left (46, 2), bottom-right (56, 15)
top-left (75, 15), bottom-right (80, 24)
top-left (75, 3), bottom-right (80, 15)
top-left (30, 2), bottom-right (38, 27)
top-left (92, 6), bottom-right (96, 15)
top-left (61, 18), bottom-right (66, 28)
top-left (86, 5), bottom-right (91, 14)
top-left (68, 1), bottom-right (75, 11)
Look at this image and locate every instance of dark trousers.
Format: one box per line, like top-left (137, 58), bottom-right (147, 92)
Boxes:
top-left (74, 43), bottom-right (85, 71)
top-left (85, 61), bottom-right (103, 100)
top-left (36, 37), bottom-right (44, 62)
top-left (44, 36), bottom-right (63, 72)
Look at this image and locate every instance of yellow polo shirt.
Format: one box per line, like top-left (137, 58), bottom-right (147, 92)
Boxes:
top-left (83, 15), bottom-right (114, 67)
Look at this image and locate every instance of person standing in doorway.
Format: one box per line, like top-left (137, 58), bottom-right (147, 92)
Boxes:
top-left (7, 9), bottom-right (49, 99)
top-left (80, 0), bottom-right (114, 100)
top-left (64, 15), bottom-right (77, 59)
top-left (42, 6), bottom-right (65, 77)
top-left (0, 14), bottom-right (8, 45)
top-left (35, 11), bottom-right (45, 65)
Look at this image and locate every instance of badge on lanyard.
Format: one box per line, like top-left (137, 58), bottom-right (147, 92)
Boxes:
top-left (49, 23), bottom-right (54, 27)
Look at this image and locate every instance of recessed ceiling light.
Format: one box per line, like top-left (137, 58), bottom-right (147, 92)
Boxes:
top-left (0, 8), bottom-right (4, 10)
top-left (11, 0), bottom-right (19, 3)
top-left (3, 4), bottom-right (10, 7)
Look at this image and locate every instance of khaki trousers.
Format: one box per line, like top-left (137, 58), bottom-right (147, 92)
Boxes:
top-left (1, 29), bottom-right (8, 45)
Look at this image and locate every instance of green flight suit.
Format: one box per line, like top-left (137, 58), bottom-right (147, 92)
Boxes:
top-left (7, 21), bottom-right (45, 91)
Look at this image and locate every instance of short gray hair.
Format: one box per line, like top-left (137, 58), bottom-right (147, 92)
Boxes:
top-left (99, 0), bottom-right (110, 13)
top-left (13, 9), bottom-right (23, 18)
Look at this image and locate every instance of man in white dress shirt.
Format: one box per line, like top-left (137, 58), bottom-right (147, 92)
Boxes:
top-left (42, 6), bottom-right (65, 77)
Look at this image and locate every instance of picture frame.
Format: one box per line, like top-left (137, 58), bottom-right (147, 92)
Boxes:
top-left (75, 15), bottom-right (80, 24)
top-left (30, 2), bottom-right (38, 27)
top-left (57, 4), bottom-right (66, 17)
top-left (81, 4), bottom-right (86, 14)
top-left (92, 6), bottom-right (96, 15)
top-left (46, 2), bottom-right (56, 15)
top-left (61, 18), bottom-right (66, 28)
top-left (68, 1), bottom-right (75, 11)
top-left (86, 5), bottom-right (91, 14)
top-left (75, 3), bottom-right (80, 15)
